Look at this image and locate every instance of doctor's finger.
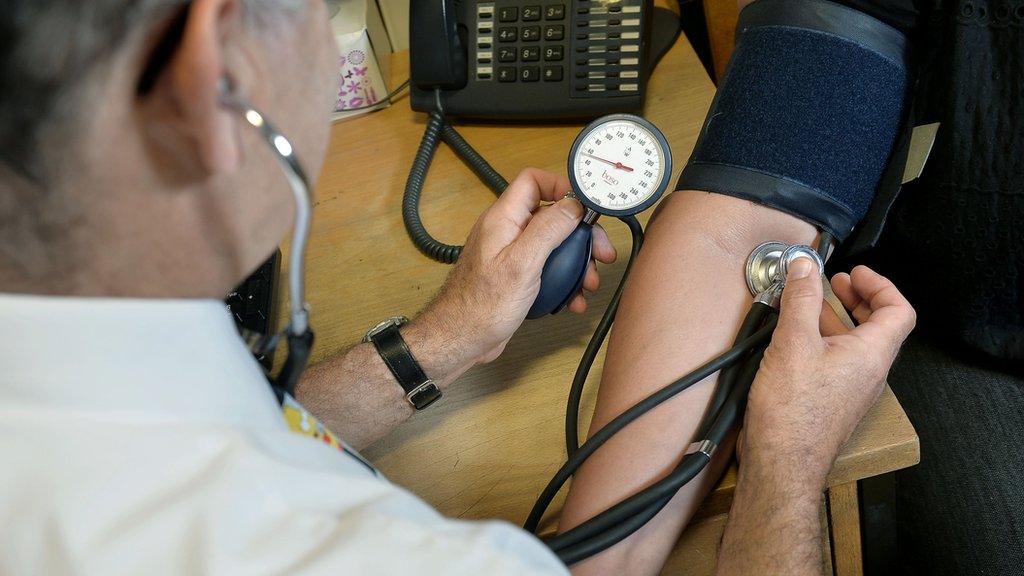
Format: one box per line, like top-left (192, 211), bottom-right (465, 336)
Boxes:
top-left (591, 224), bottom-right (617, 264)
top-left (568, 292), bottom-right (588, 314)
top-left (582, 260), bottom-right (600, 293)
top-left (490, 168), bottom-right (573, 228)
top-left (774, 256), bottom-right (825, 344)
top-left (830, 273), bottom-right (871, 325)
top-left (845, 267), bottom-right (916, 351)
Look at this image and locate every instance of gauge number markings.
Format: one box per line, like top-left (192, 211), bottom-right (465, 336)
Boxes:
top-left (573, 121), bottom-right (664, 211)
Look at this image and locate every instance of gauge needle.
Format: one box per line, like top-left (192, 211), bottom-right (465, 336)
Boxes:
top-left (582, 152), bottom-right (634, 172)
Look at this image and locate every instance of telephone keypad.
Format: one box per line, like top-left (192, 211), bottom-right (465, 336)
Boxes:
top-left (543, 66), bottom-right (563, 81)
top-left (520, 66), bottom-right (541, 82)
top-left (545, 5), bottom-right (565, 20)
top-left (498, 7), bottom-right (518, 22)
top-left (544, 25), bottom-right (564, 41)
top-left (472, 0), bottom-right (642, 96)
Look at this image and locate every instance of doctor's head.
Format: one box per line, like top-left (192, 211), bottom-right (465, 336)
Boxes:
top-left (0, 0), bottom-right (338, 297)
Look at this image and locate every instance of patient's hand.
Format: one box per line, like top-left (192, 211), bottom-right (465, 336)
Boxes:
top-left (742, 260), bottom-right (916, 487)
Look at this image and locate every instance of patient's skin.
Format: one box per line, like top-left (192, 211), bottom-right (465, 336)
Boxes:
top-left (559, 191), bottom-right (818, 575)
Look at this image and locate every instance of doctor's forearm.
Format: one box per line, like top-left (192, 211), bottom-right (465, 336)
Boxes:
top-left (296, 310), bottom-right (478, 451)
top-left (559, 192), bottom-right (818, 575)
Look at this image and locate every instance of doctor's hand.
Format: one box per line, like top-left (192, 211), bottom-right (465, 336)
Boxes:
top-left (739, 260), bottom-right (916, 489)
top-left (420, 168), bottom-right (616, 365)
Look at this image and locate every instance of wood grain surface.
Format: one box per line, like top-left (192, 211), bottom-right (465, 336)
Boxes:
top-left (287, 32), bottom-right (919, 574)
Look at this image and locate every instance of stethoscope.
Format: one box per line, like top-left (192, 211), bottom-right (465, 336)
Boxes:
top-left (403, 112), bottom-right (833, 563)
top-left (220, 83), bottom-right (314, 400)
top-left (231, 93), bottom-right (833, 564)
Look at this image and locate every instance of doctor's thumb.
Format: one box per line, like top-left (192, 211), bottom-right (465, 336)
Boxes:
top-left (775, 256), bottom-right (823, 340)
top-left (512, 197), bottom-right (584, 268)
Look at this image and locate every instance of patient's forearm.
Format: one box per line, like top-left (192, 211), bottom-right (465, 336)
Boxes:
top-left (559, 191), bottom-right (817, 575)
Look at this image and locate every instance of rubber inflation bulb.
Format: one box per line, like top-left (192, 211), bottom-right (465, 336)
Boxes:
top-left (527, 223), bottom-right (594, 319)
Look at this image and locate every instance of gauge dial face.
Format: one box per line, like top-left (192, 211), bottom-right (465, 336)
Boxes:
top-left (570, 117), bottom-right (669, 214)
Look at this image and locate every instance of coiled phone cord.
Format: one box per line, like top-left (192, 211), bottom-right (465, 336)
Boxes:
top-left (403, 105), bottom-right (507, 263)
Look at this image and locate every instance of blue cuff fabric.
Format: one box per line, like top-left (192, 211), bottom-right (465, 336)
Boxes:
top-left (677, 0), bottom-right (909, 240)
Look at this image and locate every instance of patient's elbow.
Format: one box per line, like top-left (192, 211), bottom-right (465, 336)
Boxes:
top-left (650, 190), bottom-right (820, 261)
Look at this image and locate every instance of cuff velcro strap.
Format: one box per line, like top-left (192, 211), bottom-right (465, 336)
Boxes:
top-left (677, 0), bottom-right (910, 240)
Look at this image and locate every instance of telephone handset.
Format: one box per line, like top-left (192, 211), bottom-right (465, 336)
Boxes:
top-left (410, 0), bottom-right (656, 119)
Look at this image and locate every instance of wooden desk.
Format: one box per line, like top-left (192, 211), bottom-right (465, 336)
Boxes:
top-left (299, 35), bottom-right (919, 576)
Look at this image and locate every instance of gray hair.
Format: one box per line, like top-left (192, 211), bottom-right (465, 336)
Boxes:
top-left (0, 0), bottom-right (300, 183)
top-left (0, 0), bottom-right (304, 284)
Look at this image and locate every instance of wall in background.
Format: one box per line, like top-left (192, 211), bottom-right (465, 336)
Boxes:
top-left (377, 0), bottom-right (410, 51)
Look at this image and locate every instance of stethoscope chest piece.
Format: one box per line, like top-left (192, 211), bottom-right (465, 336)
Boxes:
top-left (745, 241), bottom-right (826, 300)
top-left (745, 241), bottom-right (788, 296)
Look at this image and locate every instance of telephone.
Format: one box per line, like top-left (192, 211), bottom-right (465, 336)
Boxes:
top-left (402, 0), bottom-right (679, 265)
top-left (410, 0), bottom-right (664, 119)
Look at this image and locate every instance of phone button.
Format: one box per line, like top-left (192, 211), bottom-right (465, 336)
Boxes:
top-left (521, 26), bottom-right (541, 41)
top-left (544, 46), bottom-right (564, 61)
top-left (543, 66), bottom-right (563, 82)
top-left (521, 46), bottom-right (540, 62)
top-left (498, 27), bottom-right (517, 42)
top-left (543, 25), bottom-right (564, 41)
top-left (497, 67), bottom-right (517, 82)
top-left (545, 4), bottom-right (565, 20)
top-left (498, 6), bottom-right (518, 22)
top-left (523, 6), bottom-right (542, 21)
top-left (498, 47), bottom-right (517, 63)
top-left (520, 66), bottom-right (541, 82)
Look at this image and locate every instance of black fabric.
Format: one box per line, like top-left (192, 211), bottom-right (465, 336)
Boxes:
top-left (678, 0), bottom-right (909, 239)
top-left (740, 0), bottom-right (911, 62)
top-left (836, 0), bottom-right (924, 34)
top-left (888, 333), bottom-right (1024, 576)
top-left (821, 1), bottom-right (1024, 574)
top-left (875, 0), bottom-right (1024, 361)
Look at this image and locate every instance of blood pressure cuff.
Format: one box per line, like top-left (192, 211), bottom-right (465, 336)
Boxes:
top-left (677, 0), bottom-right (909, 240)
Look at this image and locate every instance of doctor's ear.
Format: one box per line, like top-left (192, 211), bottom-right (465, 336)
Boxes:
top-left (137, 0), bottom-right (258, 176)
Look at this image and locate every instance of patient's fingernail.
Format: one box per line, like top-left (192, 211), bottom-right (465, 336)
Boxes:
top-left (790, 256), bottom-right (813, 279)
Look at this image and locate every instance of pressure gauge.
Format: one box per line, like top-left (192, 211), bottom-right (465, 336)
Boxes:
top-left (528, 114), bottom-right (673, 319)
top-left (567, 114), bottom-right (673, 218)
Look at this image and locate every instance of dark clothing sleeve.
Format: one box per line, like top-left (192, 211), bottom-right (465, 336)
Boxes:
top-left (833, 0), bottom-right (922, 35)
top-left (823, 0), bottom-right (1024, 362)
top-left (789, 4), bottom-right (1024, 575)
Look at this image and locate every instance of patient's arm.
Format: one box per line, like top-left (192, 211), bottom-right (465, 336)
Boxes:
top-left (558, 190), bottom-right (818, 575)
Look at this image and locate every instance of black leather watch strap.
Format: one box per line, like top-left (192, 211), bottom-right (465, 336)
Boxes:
top-left (367, 321), bottom-right (442, 410)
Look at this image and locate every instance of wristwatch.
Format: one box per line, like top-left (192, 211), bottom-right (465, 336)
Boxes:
top-left (363, 317), bottom-right (442, 410)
